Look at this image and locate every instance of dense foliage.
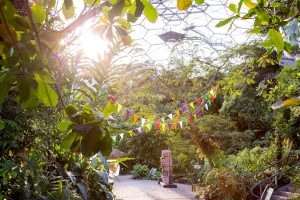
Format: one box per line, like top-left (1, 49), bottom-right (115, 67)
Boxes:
top-left (0, 0), bottom-right (299, 199)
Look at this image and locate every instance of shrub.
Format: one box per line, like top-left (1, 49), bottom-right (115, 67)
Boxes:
top-left (131, 164), bottom-right (150, 179)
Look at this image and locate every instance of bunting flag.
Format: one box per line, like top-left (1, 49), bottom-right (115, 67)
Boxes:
top-left (111, 97), bottom-right (116, 104)
top-left (173, 122), bottom-right (177, 129)
top-left (126, 109), bottom-right (131, 120)
top-left (141, 118), bottom-right (146, 127)
top-left (154, 120), bottom-right (160, 129)
top-left (103, 85), bottom-right (220, 133)
top-left (162, 123), bottom-right (166, 132)
top-left (136, 127), bottom-right (142, 134)
top-left (189, 116), bottom-right (193, 124)
top-left (146, 123), bottom-right (152, 131)
top-left (205, 103), bottom-right (209, 110)
top-left (117, 103), bottom-right (123, 113)
top-left (179, 121), bottom-right (183, 129)
top-left (184, 118), bottom-right (188, 126)
top-left (133, 114), bottom-right (139, 122)
top-left (189, 102), bottom-right (195, 109)
top-left (149, 120), bottom-right (153, 129)
top-left (196, 109), bottom-right (201, 117)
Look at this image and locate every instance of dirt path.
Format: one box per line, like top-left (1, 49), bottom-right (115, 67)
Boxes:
top-left (113, 175), bottom-right (202, 200)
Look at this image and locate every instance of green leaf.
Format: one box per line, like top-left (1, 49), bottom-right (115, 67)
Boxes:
top-left (0, 73), bottom-right (14, 104)
top-left (262, 39), bottom-right (273, 48)
top-left (270, 1), bottom-right (281, 7)
top-left (84, 0), bottom-right (101, 6)
top-left (141, 0), bottom-right (158, 22)
top-left (195, 0), bottom-right (204, 5)
top-left (177, 0), bottom-right (192, 11)
top-left (0, 120), bottom-right (5, 130)
top-left (268, 28), bottom-right (284, 52)
top-left (99, 132), bottom-right (113, 156)
top-left (62, 0), bottom-right (75, 19)
top-left (215, 17), bottom-right (235, 27)
top-left (36, 79), bottom-right (58, 106)
top-left (134, 0), bottom-right (144, 17)
top-left (57, 121), bottom-right (73, 131)
top-left (284, 41), bottom-right (293, 53)
top-left (34, 70), bottom-right (56, 84)
top-left (103, 102), bottom-right (116, 117)
top-left (65, 104), bottom-right (79, 116)
top-left (237, 0), bottom-right (243, 14)
top-left (61, 132), bottom-right (78, 150)
top-left (244, 0), bottom-right (256, 9)
top-left (31, 5), bottom-right (46, 24)
top-left (229, 4), bottom-right (236, 13)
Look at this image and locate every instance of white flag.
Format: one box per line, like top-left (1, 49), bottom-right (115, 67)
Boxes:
top-left (205, 103), bottom-right (208, 110)
top-left (168, 113), bottom-right (173, 120)
top-left (141, 118), bottom-right (146, 127)
top-left (210, 89), bottom-right (214, 96)
top-left (179, 121), bottom-right (183, 129)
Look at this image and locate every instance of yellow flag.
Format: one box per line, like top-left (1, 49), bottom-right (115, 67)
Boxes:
top-left (162, 123), bottom-right (166, 132)
top-left (117, 103), bottom-right (122, 112)
top-left (145, 123), bottom-right (151, 131)
top-left (175, 110), bottom-right (180, 116)
top-left (133, 114), bottom-right (139, 122)
top-left (194, 114), bottom-right (197, 121)
top-left (189, 102), bottom-right (194, 109)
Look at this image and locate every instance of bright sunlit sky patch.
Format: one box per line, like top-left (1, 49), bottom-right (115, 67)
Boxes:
top-left (68, 0), bottom-right (255, 64)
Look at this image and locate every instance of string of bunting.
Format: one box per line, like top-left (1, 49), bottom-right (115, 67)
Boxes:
top-left (104, 85), bottom-right (221, 133)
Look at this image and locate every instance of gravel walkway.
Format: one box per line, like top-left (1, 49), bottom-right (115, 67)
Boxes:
top-left (113, 175), bottom-right (203, 200)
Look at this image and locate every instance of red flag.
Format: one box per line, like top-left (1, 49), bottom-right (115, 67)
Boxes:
top-left (189, 116), bottom-right (193, 124)
top-left (196, 98), bottom-right (201, 104)
top-left (154, 120), bottom-right (160, 129)
top-left (210, 95), bottom-right (215, 102)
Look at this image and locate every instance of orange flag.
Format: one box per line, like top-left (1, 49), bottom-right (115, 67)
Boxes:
top-left (133, 114), bottom-right (139, 122)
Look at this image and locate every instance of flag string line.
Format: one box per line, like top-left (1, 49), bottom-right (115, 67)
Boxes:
top-left (100, 84), bottom-right (221, 132)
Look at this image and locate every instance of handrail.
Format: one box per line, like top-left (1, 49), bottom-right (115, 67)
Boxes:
top-left (250, 161), bottom-right (300, 199)
top-left (244, 153), bottom-right (300, 180)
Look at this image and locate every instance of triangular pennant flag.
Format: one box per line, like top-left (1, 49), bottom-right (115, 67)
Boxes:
top-left (184, 118), bottom-right (188, 126)
top-left (120, 133), bottom-right (124, 139)
top-left (179, 121), bottom-right (183, 129)
top-left (175, 110), bottom-right (180, 116)
top-left (154, 120), bottom-right (160, 129)
top-left (162, 123), bottom-right (166, 132)
top-left (196, 98), bottom-right (201, 104)
top-left (168, 113), bottom-right (173, 120)
top-left (149, 120), bottom-right (153, 129)
top-left (173, 122), bottom-right (177, 129)
top-left (194, 114), bottom-right (197, 121)
top-left (207, 99), bottom-right (212, 106)
top-left (141, 118), bottom-right (146, 127)
top-left (182, 106), bottom-right (187, 112)
top-left (210, 95), bottom-right (215, 102)
top-left (161, 117), bottom-right (165, 123)
top-left (145, 124), bottom-right (151, 131)
top-left (117, 103), bottom-right (123, 113)
top-left (189, 102), bottom-right (195, 109)
top-left (133, 114), bottom-right (139, 122)
top-left (205, 103), bottom-right (209, 110)
top-left (189, 116), bottom-right (193, 124)
top-left (210, 89), bottom-right (215, 96)
top-left (125, 109), bottom-right (131, 120)
top-left (136, 127), bottom-right (142, 134)
top-left (196, 109), bottom-right (201, 117)
top-left (167, 123), bottom-right (172, 129)
top-left (111, 97), bottom-right (116, 104)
